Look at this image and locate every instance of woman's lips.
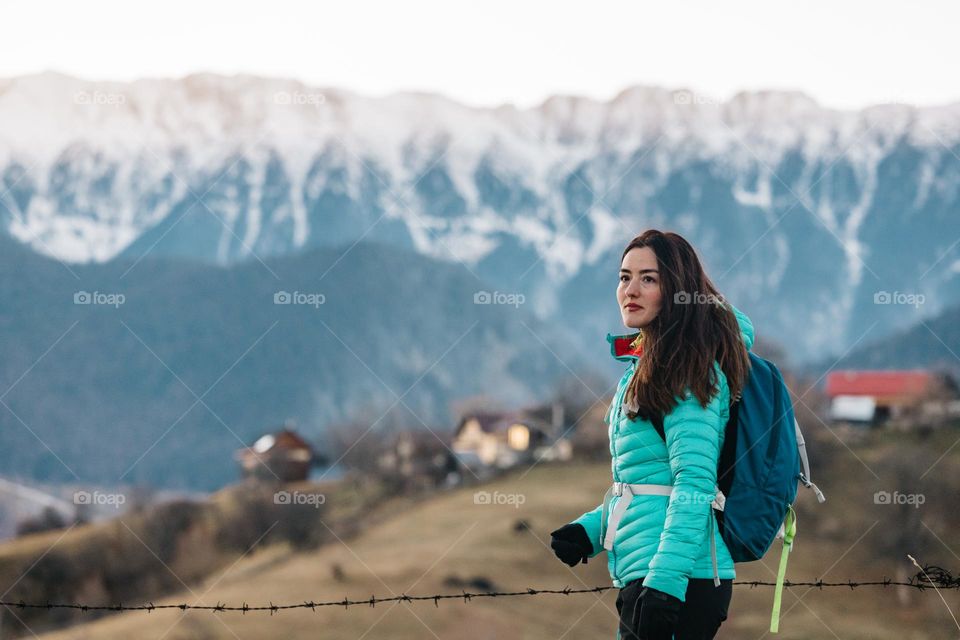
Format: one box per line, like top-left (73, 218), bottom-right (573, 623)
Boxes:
top-left (625, 304), bottom-right (642, 311)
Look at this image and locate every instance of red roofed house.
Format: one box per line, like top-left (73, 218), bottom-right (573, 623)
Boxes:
top-left (825, 370), bottom-right (958, 425)
top-left (234, 428), bottom-right (315, 482)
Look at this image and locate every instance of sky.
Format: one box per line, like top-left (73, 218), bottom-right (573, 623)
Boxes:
top-left (2, 0), bottom-right (956, 110)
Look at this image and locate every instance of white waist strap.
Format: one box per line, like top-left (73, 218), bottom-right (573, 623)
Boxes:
top-left (708, 508), bottom-right (720, 586)
top-left (601, 482), bottom-right (672, 551)
top-left (600, 481), bottom-right (724, 587)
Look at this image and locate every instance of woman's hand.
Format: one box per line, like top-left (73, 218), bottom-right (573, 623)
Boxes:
top-left (549, 523), bottom-right (592, 566)
top-left (637, 586), bottom-right (682, 639)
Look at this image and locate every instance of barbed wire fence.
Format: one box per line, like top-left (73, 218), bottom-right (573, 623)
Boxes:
top-left (2, 565), bottom-right (958, 615)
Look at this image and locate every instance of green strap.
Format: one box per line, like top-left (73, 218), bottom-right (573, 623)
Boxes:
top-left (770, 506), bottom-right (797, 633)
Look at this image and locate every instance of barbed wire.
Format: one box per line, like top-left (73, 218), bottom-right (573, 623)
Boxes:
top-left (1, 566), bottom-right (957, 615)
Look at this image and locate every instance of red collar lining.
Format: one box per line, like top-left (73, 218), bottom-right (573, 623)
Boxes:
top-left (612, 335), bottom-right (643, 358)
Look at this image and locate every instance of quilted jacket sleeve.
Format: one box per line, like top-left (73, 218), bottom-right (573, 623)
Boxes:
top-left (640, 382), bottom-right (727, 601)
top-left (571, 504), bottom-right (605, 558)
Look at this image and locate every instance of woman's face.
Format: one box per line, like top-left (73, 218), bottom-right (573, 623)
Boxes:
top-left (618, 246), bottom-right (663, 329)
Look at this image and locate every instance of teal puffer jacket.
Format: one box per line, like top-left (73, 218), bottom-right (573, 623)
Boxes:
top-left (570, 305), bottom-right (754, 602)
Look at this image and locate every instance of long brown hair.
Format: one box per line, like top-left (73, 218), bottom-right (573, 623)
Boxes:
top-left (621, 229), bottom-right (750, 423)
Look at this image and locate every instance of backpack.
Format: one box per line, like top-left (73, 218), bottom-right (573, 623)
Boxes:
top-left (651, 351), bottom-right (826, 633)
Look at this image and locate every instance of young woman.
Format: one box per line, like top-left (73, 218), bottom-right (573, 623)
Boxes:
top-left (550, 229), bottom-right (754, 640)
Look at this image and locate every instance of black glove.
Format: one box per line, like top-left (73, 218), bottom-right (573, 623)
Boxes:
top-left (549, 523), bottom-right (592, 566)
top-left (637, 586), bottom-right (682, 639)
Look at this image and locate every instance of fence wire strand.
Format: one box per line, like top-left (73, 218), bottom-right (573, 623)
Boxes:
top-left (1, 566), bottom-right (957, 615)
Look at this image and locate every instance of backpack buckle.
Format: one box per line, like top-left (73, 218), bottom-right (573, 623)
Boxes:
top-left (612, 481), bottom-right (625, 497)
top-left (711, 488), bottom-right (726, 511)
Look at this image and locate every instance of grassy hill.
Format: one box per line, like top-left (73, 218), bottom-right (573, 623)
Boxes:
top-left (11, 434), bottom-right (960, 640)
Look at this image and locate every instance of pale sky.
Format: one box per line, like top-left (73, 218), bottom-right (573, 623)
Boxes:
top-left (2, 0), bottom-right (956, 110)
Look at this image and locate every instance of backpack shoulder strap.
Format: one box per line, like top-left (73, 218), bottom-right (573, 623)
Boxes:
top-left (651, 413), bottom-right (665, 441)
top-left (794, 417), bottom-right (826, 503)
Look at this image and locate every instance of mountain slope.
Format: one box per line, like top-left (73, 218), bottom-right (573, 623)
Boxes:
top-left (0, 237), bottom-right (592, 490)
top-left (812, 298), bottom-right (960, 374)
top-left (3, 73), bottom-right (960, 358)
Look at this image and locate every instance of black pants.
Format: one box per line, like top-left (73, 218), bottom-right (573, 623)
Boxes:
top-left (615, 578), bottom-right (733, 640)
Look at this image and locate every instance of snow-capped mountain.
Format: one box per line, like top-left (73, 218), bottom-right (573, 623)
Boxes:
top-left (2, 71), bottom-right (959, 358)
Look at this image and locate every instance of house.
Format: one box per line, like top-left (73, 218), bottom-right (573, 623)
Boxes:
top-left (234, 428), bottom-right (315, 482)
top-left (452, 402), bottom-right (572, 473)
top-left (825, 369), bottom-right (959, 426)
top-left (376, 430), bottom-right (460, 491)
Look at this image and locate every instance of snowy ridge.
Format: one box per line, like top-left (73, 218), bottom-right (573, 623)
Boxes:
top-left (4, 72), bottom-right (960, 358)
top-left (1, 71), bottom-right (958, 267)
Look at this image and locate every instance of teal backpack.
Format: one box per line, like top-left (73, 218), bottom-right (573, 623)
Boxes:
top-left (651, 352), bottom-right (826, 632)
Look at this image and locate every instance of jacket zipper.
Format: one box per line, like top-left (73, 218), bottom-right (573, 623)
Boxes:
top-left (608, 362), bottom-right (634, 583)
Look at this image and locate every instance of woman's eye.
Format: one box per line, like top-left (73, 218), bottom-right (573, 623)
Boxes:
top-left (642, 276), bottom-right (657, 284)
top-left (619, 275), bottom-right (629, 282)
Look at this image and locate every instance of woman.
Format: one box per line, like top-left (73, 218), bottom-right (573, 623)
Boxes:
top-left (550, 229), bottom-right (754, 640)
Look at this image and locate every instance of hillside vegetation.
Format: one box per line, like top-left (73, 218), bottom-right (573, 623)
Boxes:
top-left (8, 427), bottom-right (960, 640)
